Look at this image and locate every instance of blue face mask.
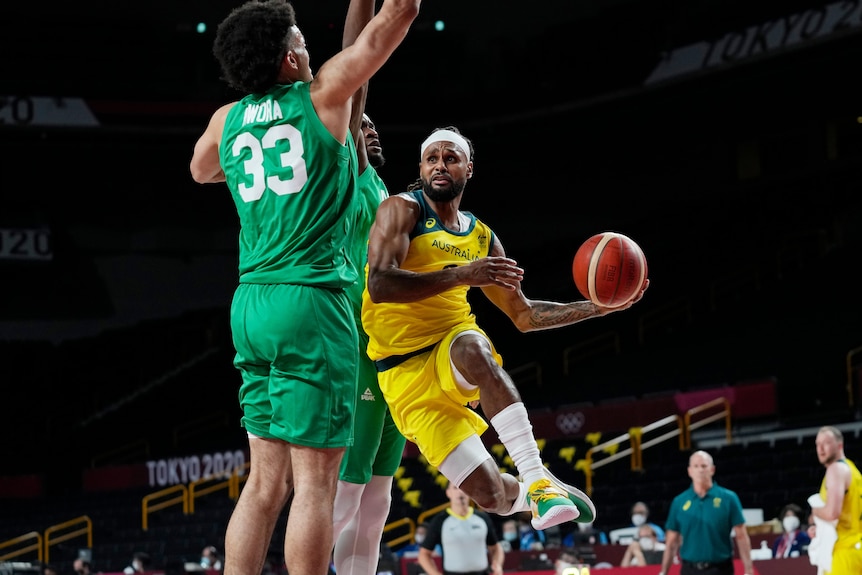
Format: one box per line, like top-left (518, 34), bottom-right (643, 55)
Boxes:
top-left (503, 532), bottom-right (518, 542)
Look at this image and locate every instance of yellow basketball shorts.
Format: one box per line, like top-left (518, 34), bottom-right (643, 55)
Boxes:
top-left (376, 323), bottom-right (502, 468)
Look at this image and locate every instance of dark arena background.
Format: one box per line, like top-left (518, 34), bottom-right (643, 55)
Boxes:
top-left (2, 1), bottom-right (862, 574)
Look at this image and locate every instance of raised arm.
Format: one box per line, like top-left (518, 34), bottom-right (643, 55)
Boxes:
top-left (311, 0), bottom-right (420, 142)
top-left (365, 195), bottom-right (527, 303)
top-left (343, 0), bottom-right (376, 172)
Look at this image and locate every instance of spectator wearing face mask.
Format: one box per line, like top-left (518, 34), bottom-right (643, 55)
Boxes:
top-left (200, 546), bottom-right (223, 571)
top-left (398, 523), bottom-right (440, 558)
top-left (499, 519), bottom-right (520, 552)
top-left (630, 501), bottom-right (666, 542)
top-left (621, 525), bottom-right (665, 566)
top-left (772, 503), bottom-right (811, 558)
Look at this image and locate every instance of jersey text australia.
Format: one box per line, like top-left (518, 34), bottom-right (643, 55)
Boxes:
top-left (361, 190), bottom-right (495, 360)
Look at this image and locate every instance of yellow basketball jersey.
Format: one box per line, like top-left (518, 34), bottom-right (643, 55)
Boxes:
top-left (820, 457), bottom-right (862, 550)
top-left (362, 190), bottom-right (495, 361)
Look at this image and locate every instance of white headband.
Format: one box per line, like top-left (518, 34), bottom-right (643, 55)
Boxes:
top-left (420, 129), bottom-right (471, 160)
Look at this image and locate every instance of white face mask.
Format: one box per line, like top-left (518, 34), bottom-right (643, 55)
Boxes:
top-left (415, 534), bottom-right (425, 545)
top-left (639, 537), bottom-right (655, 551)
top-left (783, 516), bottom-right (800, 532)
top-left (631, 513), bottom-right (647, 526)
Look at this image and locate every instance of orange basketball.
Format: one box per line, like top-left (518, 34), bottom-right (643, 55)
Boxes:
top-left (573, 231), bottom-right (648, 308)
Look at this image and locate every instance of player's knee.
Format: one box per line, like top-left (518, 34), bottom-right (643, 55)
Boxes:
top-left (466, 473), bottom-right (508, 513)
top-left (452, 338), bottom-right (497, 379)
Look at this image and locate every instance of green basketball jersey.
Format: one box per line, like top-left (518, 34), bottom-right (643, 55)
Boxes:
top-left (345, 166), bottom-right (388, 323)
top-left (220, 81), bottom-right (359, 287)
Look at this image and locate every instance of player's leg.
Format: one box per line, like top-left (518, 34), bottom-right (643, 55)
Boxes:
top-left (334, 338), bottom-right (406, 575)
top-left (334, 475), bottom-right (395, 575)
top-left (287, 444), bottom-right (347, 575)
top-left (268, 284), bottom-right (358, 575)
top-left (448, 330), bottom-right (594, 526)
top-left (224, 436), bottom-right (292, 575)
top-left (334, 330), bottom-right (385, 538)
top-left (225, 284), bottom-right (295, 575)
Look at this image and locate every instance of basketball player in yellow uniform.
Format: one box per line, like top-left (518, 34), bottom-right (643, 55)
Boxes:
top-left (361, 126), bottom-right (648, 530)
top-left (811, 426), bottom-right (862, 574)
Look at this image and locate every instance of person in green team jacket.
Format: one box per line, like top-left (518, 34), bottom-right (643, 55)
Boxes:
top-left (189, 2), bottom-right (421, 575)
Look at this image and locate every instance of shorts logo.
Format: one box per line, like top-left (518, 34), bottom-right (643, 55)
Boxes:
top-left (361, 387), bottom-right (376, 401)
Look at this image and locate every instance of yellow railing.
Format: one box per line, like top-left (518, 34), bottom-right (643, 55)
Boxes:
top-left (189, 472), bottom-right (233, 515)
top-left (229, 462), bottom-right (251, 499)
top-left (383, 516), bottom-right (416, 549)
top-left (0, 531), bottom-right (42, 562)
top-left (0, 515), bottom-right (93, 564)
top-left (683, 397), bottom-right (731, 450)
top-left (583, 429), bottom-right (640, 497)
top-left (142, 484), bottom-right (188, 530)
top-left (44, 516), bottom-right (92, 563)
top-left (582, 399), bottom-right (731, 496)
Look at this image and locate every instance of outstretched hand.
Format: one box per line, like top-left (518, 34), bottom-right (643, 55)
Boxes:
top-left (597, 278), bottom-right (650, 313)
top-left (462, 256), bottom-right (524, 290)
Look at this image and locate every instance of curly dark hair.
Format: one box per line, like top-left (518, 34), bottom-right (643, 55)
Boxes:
top-left (407, 126), bottom-right (474, 192)
top-left (213, 0), bottom-right (298, 94)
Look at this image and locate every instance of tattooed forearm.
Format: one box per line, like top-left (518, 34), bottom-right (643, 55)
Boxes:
top-left (527, 301), bottom-right (598, 329)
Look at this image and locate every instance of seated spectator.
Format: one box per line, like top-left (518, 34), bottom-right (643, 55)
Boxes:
top-left (73, 559), bottom-right (93, 575)
top-left (499, 519), bottom-right (520, 552)
top-left (200, 546), bottom-right (223, 571)
top-left (397, 523), bottom-right (439, 558)
top-left (516, 514), bottom-right (546, 551)
top-left (609, 501), bottom-right (665, 544)
top-left (772, 503), bottom-right (811, 558)
top-left (562, 521), bottom-right (609, 547)
top-left (561, 521), bottom-right (608, 566)
top-left (620, 524), bottom-right (665, 566)
top-left (554, 548), bottom-right (584, 575)
top-left (629, 501), bottom-right (665, 542)
top-left (124, 551), bottom-right (152, 575)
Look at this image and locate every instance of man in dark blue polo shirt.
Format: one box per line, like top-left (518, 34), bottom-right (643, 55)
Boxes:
top-left (657, 450), bottom-right (754, 575)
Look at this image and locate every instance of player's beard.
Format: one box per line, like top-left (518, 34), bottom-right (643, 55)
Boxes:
top-left (369, 151), bottom-right (386, 169)
top-left (421, 175), bottom-right (465, 202)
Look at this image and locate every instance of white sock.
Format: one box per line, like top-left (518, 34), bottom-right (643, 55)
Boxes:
top-left (490, 402), bottom-right (545, 487)
top-left (333, 476), bottom-right (393, 575)
top-left (498, 480), bottom-right (531, 515)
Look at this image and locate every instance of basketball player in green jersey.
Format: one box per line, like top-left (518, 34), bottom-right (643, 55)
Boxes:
top-left (189, 2), bottom-right (421, 575)
top-left (332, 111), bottom-right (407, 575)
top-left (361, 126), bottom-right (649, 531)
top-left (810, 426), bottom-right (862, 575)
top-left (330, 2), bottom-right (407, 573)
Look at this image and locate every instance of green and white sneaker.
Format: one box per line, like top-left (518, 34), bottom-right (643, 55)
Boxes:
top-left (543, 467), bottom-right (597, 524)
top-left (527, 478), bottom-right (579, 530)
